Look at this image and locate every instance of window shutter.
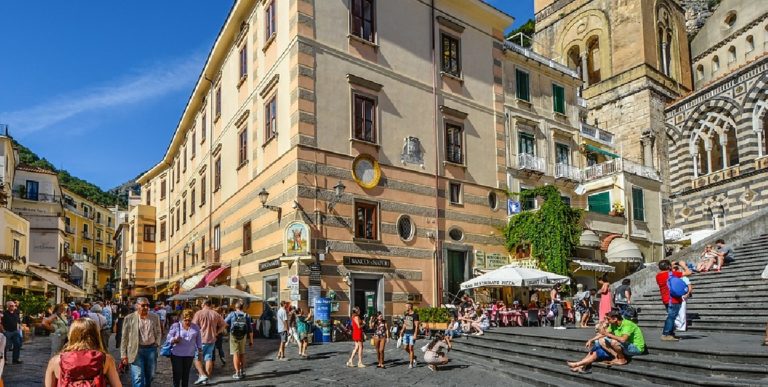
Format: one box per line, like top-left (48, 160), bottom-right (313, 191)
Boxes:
top-left (516, 70), bottom-right (529, 101)
top-left (632, 188), bottom-right (645, 221)
top-left (588, 192), bottom-right (611, 214)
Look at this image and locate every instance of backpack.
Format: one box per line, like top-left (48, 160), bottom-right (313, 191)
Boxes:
top-left (231, 312), bottom-right (248, 340)
top-left (58, 350), bottom-right (107, 387)
top-left (667, 274), bottom-right (689, 298)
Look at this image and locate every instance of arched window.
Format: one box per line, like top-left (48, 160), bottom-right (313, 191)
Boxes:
top-left (746, 35), bottom-right (754, 53)
top-left (587, 36), bottom-right (601, 84)
top-left (712, 56), bottom-right (720, 73)
top-left (691, 111), bottom-right (739, 177)
top-left (567, 46), bottom-right (583, 82)
top-left (727, 46), bottom-right (736, 64)
top-left (696, 64), bottom-right (704, 80)
top-left (657, 6), bottom-right (674, 78)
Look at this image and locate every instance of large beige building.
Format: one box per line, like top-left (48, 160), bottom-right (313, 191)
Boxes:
top-left (665, 0), bottom-right (768, 235)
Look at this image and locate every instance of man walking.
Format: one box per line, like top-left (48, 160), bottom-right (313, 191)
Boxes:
top-left (613, 279), bottom-right (632, 317)
top-left (655, 260), bottom-right (691, 341)
top-left (155, 302), bottom-right (167, 335)
top-left (102, 300), bottom-right (114, 346)
top-left (276, 301), bottom-right (289, 360)
top-left (399, 302), bottom-right (420, 368)
top-left (224, 301), bottom-right (254, 379)
top-left (0, 301), bottom-right (23, 364)
top-left (192, 299), bottom-right (226, 385)
top-left (120, 297), bottom-right (163, 387)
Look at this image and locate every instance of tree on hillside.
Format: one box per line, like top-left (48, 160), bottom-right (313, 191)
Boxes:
top-left (503, 185), bottom-right (582, 276)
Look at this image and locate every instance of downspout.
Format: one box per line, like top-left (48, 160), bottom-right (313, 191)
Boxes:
top-left (204, 75), bottom-right (215, 269)
top-left (430, 0), bottom-right (443, 306)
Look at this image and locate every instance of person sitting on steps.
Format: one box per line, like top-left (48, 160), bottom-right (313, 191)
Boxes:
top-left (566, 310), bottom-right (646, 373)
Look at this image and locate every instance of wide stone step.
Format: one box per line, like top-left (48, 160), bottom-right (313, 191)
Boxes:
top-left (636, 288), bottom-right (768, 300)
top-left (632, 302), bottom-right (768, 312)
top-left (449, 351), bottom-right (584, 387)
top-left (454, 336), bottom-right (765, 386)
top-left (633, 294), bottom-right (768, 305)
top-left (458, 331), bottom-right (768, 380)
top-left (640, 310), bottom-right (768, 319)
top-left (637, 321), bottom-right (765, 334)
top-left (638, 316), bottom-right (767, 327)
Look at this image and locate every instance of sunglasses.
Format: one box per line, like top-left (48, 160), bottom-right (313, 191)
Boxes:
top-left (138, 304), bottom-right (149, 308)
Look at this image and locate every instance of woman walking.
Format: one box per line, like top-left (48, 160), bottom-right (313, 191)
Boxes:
top-left (550, 284), bottom-right (565, 329)
top-left (44, 318), bottom-right (122, 387)
top-left (423, 332), bottom-right (451, 372)
top-left (296, 308), bottom-right (313, 357)
top-left (345, 306), bottom-right (365, 368)
top-left (597, 274), bottom-right (613, 322)
top-left (371, 312), bottom-right (388, 368)
top-left (167, 309), bottom-right (202, 387)
top-left (42, 303), bottom-right (70, 355)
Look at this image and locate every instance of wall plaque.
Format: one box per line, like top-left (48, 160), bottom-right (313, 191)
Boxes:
top-left (343, 256), bottom-right (391, 268)
top-left (309, 262), bottom-right (322, 286)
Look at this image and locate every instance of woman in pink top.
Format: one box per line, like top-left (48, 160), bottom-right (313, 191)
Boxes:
top-left (597, 274), bottom-right (613, 322)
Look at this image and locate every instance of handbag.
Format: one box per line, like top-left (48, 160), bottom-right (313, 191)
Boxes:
top-left (396, 336), bottom-right (403, 348)
top-left (160, 341), bottom-right (173, 357)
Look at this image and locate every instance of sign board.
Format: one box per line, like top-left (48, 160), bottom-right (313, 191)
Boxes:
top-left (288, 275), bottom-right (300, 289)
top-left (486, 253), bottom-right (510, 270)
top-left (308, 262), bottom-right (322, 286)
top-left (343, 256), bottom-right (391, 268)
top-left (308, 285), bottom-right (322, 308)
top-left (313, 297), bottom-right (331, 344)
top-left (507, 200), bottom-right (521, 216)
top-left (284, 221), bottom-right (310, 256)
top-left (474, 250), bottom-right (486, 269)
top-left (258, 258), bottom-right (282, 272)
top-left (290, 293), bottom-right (301, 301)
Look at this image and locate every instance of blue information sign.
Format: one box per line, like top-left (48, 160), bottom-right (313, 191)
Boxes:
top-left (313, 297), bottom-right (331, 343)
top-left (507, 199), bottom-right (521, 215)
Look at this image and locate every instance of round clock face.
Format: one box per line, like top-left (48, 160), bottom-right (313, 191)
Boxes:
top-left (352, 154), bottom-right (381, 189)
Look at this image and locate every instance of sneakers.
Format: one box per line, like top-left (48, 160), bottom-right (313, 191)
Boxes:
top-left (193, 376), bottom-right (208, 385)
top-left (232, 373), bottom-right (243, 380)
top-left (661, 335), bottom-right (680, 341)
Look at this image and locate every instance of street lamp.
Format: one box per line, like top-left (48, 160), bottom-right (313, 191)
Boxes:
top-left (258, 188), bottom-right (282, 213)
top-left (327, 180), bottom-right (346, 211)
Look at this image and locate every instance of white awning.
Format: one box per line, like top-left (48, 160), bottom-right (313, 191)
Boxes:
top-left (27, 265), bottom-right (86, 297)
top-left (181, 270), bottom-right (209, 291)
top-left (460, 265), bottom-right (570, 290)
top-left (579, 230), bottom-right (601, 248)
top-left (605, 238), bottom-right (644, 263)
top-left (571, 260), bottom-right (615, 273)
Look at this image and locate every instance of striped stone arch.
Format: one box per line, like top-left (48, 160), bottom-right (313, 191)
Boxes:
top-left (683, 97), bottom-right (742, 177)
top-left (742, 72), bottom-right (768, 156)
top-left (742, 72), bottom-right (768, 115)
top-left (665, 122), bottom-right (683, 143)
top-left (680, 96), bottom-right (742, 135)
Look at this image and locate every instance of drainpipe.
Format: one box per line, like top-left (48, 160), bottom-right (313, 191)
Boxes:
top-left (430, 0), bottom-right (443, 306)
top-left (204, 75), bottom-right (215, 269)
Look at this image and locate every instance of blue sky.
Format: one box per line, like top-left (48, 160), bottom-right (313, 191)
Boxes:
top-left (0, 1), bottom-right (532, 190)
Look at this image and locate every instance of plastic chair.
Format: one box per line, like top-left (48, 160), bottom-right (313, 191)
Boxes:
top-left (526, 309), bottom-right (540, 327)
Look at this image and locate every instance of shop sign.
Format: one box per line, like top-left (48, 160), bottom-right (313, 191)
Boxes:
top-left (485, 253), bottom-right (510, 270)
top-left (308, 262), bottom-right (322, 286)
top-left (474, 250), bottom-right (486, 269)
top-left (308, 285), bottom-right (322, 309)
top-left (343, 256), bottom-right (391, 268)
top-left (258, 258), bottom-right (282, 272)
top-left (284, 221), bottom-right (310, 256)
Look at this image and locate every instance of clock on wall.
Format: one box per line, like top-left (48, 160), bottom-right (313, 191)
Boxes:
top-left (351, 154), bottom-right (381, 189)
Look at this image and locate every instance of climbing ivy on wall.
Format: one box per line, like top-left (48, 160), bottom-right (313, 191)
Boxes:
top-left (503, 185), bottom-right (583, 276)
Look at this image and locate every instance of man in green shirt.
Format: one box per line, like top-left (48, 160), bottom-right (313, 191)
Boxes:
top-left (566, 310), bottom-right (645, 372)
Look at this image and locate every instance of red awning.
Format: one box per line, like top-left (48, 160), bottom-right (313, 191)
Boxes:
top-left (195, 265), bottom-right (229, 288)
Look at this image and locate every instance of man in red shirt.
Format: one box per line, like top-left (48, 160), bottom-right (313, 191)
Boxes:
top-left (655, 259), bottom-right (691, 341)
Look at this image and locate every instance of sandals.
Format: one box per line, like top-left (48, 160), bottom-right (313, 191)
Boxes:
top-left (346, 360), bottom-right (354, 367)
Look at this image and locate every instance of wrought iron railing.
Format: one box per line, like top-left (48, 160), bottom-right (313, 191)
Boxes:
top-left (555, 163), bottom-right (582, 181)
top-left (514, 153), bottom-right (546, 174)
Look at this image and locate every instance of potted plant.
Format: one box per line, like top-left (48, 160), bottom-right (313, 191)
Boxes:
top-left (415, 307), bottom-right (451, 330)
top-left (610, 201), bottom-right (625, 217)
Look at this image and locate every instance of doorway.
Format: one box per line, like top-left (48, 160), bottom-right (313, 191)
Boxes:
top-left (446, 249), bottom-right (467, 298)
top-left (352, 277), bottom-right (381, 318)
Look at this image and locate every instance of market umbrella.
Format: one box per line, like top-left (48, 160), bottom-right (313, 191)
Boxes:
top-left (460, 265), bottom-right (570, 290)
top-left (187, 285), bottom-right (262, 300)
top-left (167, 293), bottom-right (198, 301)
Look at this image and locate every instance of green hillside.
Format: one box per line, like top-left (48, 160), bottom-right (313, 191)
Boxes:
top-left (13, 140), bottom-right (124, 208)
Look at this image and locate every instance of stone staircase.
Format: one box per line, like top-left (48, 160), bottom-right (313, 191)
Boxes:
top-left (633, 234), bottom-right (768, 335)
top-left (450, 233), bottom-right (768, 386)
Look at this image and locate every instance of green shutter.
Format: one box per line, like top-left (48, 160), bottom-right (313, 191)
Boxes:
top-left (632, 187), bottom-right (645, 221)
top-left (588, 192), bottom-right (611, 215)
top-left (516, 69), bottom-right (529, 101)
top-left (553, 84), bottom-right (565, 114)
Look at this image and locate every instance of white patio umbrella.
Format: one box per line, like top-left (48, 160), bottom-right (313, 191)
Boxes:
top-left (167, 293), bottom-right (198, 301)
top-left (187, 285), bottom-right (262, 300)
top-left (460, 265), bottom-right (570, 290)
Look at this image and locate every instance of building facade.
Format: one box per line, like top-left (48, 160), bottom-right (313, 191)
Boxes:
top-left (665, 0), bottom-right (768, 235)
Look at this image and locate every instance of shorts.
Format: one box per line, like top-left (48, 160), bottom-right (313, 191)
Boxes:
top-left (444, 329), bottom-right (461, 338)
top-left (229, 336), bottom-right (246, 354)
top-left (603, 338), bottom-right (644, 357)
top-left (279, 331), bottom-right (289, 343)
top-left (402, 333), bottom-right (416, 346)
top-left (196, 343), bottom-right (215, 361)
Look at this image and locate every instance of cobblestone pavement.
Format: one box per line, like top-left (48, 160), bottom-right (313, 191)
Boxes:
top-left (5, 333), bottom-right (529, 386)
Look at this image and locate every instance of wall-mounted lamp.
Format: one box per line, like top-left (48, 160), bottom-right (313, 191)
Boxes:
top-left (258, 188), bottom-right (281, 212)
top-left (327, 180), bottom-right (346, 211)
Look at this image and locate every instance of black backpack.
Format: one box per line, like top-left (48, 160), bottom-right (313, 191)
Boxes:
top-left (231, 313), bottom-right (248, 339)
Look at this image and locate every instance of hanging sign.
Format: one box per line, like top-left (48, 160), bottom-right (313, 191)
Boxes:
top-left (508, 200), bottom-right (521, 215)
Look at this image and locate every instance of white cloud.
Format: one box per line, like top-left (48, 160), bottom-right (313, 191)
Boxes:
top-left (1, 51), bottom-right (205, 136)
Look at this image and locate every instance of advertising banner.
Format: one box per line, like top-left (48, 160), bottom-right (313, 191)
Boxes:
top-left (313, 297), bottom-right (331, 343)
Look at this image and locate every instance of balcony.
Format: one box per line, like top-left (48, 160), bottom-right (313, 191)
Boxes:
top-left (70, 253), bottom-right (94, 263)
top-left (95, 236), bottom-right (104, 244)
top-left (12, 190), bottom-right (61, 203)
top-left (504, 41), bottom-right (578, 78)
top-left (580, 122), bottom-right (614, 146)
top-left (584, 211), bottom-right (626, 236)
top-left (513, 153), bottom-right (546, 174)
top-left (65, 225), bottom-right (75, 234)
top-left (82, 231), bottom-right (92, 240)
top-left (106, 240), bottom-right (114, 247)
top-left (583, 158), bottom-right (660, 182)
top-left (554, 163), bottom-right (582, 181)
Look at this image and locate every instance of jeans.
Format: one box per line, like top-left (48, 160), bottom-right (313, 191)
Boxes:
top-left (4, 331), bottom-right (22, 362)
top-left (130, 346), bottom-right (158, 387)
top-left (214, 334), bottom-right (225, 361)
top-left (170, 355), bottom-right (194, 387)
top-left (554, 304), bottom-right (564, 327)
top-left (663, 303), bottom-right (682, 336)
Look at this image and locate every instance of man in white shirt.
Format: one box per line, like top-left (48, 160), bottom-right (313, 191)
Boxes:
top-left (276, 301), bottom-right (289, 360)
top-left (155, 302), bottom-right (167, 334)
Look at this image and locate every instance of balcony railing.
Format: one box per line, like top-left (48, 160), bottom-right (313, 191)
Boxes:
top-left (82, 231), bottom-right (92, 240)
top-left (580, 122), bottom-right (614, 146)
top-left (583, 158), bottom-right (660, 182)
top-left (70, 253), bottom-right (94, 263)
top-left (95, 236), bottom-right (104, 244)
top-left (12, 190), bottom-right (61, 203)
top-left (555, 163), bottom-right (582, 181)
top-left (504, 41), bottom-right (578, 78)
top-left (65, 225), bottom-right (75, 234)
top-left (514, 153), bottom-right (546, 174)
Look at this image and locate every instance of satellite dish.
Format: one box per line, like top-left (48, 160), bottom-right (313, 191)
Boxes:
top-left (574, 185), bottom-right (586, 196)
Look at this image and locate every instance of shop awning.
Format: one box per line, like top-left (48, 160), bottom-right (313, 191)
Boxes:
top-left (195, 265), bottom-right (229, 289)
top-left (579, 230), bottom-right (601, 248)
top-left (181, 270), bottom-right (209, 291)
top-left (605, 238), bottom-right (644, 263)
top-left (571, 260), bottom-right (615, 273)
top-left (27, 265), bottom-right (86, 297)
top-left (584, 144), bottom-right (620, 159)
